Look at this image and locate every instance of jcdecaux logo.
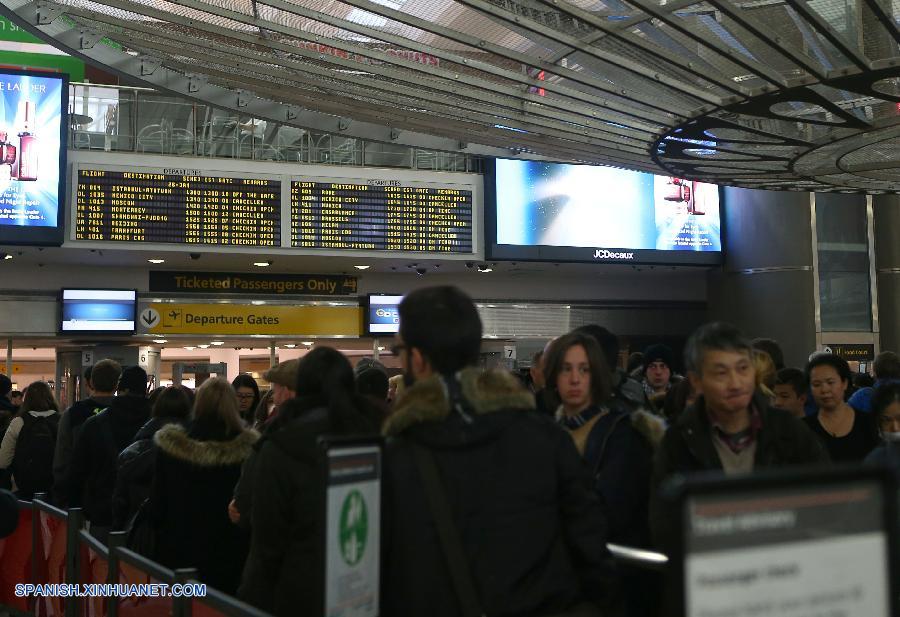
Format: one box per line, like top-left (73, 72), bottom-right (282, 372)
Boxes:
top-left (593, 249), bottom-right (635, 260)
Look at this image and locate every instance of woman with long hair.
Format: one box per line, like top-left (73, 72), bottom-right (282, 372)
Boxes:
top-left (804, 354), bottom-right (878, 463)
top-left (0, 382), bottom-right (59, 498)
top-left (149, 378), bottom-right (258, 594)
top-left (239, 347), bottom-right (380, 617)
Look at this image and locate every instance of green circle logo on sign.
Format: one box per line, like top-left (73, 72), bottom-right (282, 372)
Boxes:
top-left (339, 489), bottom-right (368, 566)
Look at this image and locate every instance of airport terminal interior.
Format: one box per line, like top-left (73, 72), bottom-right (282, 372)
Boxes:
top-left (0, 0), bottom-right (898, 614)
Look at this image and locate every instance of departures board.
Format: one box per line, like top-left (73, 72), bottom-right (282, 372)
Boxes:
top-left (74, 169), bottom-right (280, 246)
top-left (70, 161), bottom-right (479, 257)
top-left (291, 181), bottom-right (472, 252)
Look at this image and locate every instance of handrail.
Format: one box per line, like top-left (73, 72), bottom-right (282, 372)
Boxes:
top-left (114, 547), bottom-right (178, 583)
top-left (606, 542), bottom-right (668, 571)
top-left (186, 582), bottom-right (272, 617)
top-left (34, 497), bottom-right (68, 519)
top-left (77, 528), bottom-right (109, 557)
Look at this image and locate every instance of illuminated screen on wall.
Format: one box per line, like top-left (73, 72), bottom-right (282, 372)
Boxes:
top-left (0, 70), bottom-right (67, 246)
top-left (60, 289), bottom-right (137, 334)
top-left (365, 294), bottom-right (402, 336)
top-left (486, 158), bottom-right (722, 265)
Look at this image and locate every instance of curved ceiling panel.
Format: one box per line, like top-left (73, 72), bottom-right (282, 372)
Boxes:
top-left (3, 0), bottom-right (900, 190)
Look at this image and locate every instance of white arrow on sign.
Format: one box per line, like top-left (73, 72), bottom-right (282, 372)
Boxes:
top-left (140, 308), bottom-right (160, 329)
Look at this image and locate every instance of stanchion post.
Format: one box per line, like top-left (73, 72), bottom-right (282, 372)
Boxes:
top-left (65, 508), bottom-right (84, 617)
top-left (29, 498), bottom-right (39, 612)
top-left (173, 568), bottom-right (198, 617)
top-left (106, 532), bottom-right (128, 617)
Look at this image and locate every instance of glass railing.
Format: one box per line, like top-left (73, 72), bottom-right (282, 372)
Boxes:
top-left (67, 82), bottom-right (481, 173)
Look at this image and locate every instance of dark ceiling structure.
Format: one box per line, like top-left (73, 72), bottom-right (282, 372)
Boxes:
top-left (3, 0), bottom-right (900, 191)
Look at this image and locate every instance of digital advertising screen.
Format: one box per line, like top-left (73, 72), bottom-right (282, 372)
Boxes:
top-left (0, 70), bottom-right (67, 246)
top-left (365, 294), bottom-right (402, 336)
top-left (486, 158), bottom-right (722, 265)
top-left (59, 289), bottom-right (137, 334)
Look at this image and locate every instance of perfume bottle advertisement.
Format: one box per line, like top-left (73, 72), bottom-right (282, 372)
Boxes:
top-left (494, 158), bottom-right (721, 253)
top-left (0, 72), bottom-right (63, 229)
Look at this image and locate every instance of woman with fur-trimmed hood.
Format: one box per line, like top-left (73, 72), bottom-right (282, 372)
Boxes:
top-left (150, 377), bottom-right (258, 595)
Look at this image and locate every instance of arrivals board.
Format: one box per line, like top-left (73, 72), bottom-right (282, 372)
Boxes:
top-left (291, 181), bottom-right (472, 252)
top-left (74, 169), bottom-right (280, 246)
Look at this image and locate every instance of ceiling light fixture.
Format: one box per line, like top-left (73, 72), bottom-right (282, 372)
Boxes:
top-left (302, 341), bottom-right (314, 346)
top-left (153, 339), bottom-right (168, 344)
top-left (147, 259), bottom-right (165, 264)
top-left (253, 261), bottom-right (271, 267)
top-left (198, 344), bottom-right (210, 349)
top-left (2, 253), bottom-right (12, 260)
top-left (354, 265), bottom-right (370, 270)
top-left (284, 344), bottom-right (296, 349)
top-left (377, 346), bottom-right (385, 351)
top-left (184, 346), bottom-right (196, 351)
top-left (477, 265), bottom-right (493, 273)
top-left (210, 341), bottom-right (224, 346)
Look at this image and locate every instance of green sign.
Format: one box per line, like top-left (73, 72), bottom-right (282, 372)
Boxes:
top-left (339, 490), bottom-right (368, 566)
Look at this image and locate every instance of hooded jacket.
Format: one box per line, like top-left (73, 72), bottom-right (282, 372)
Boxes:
top-left (66, 395), bottom-right (152, 526)
top-left (52, 396), bottom-right (116, 506)
top-left (382, 368), bottom-right (611, 617)
top-left (649, 393), bottom-right (829, 548)
top-left (150, 421), bottom-right (257, 595)
top-left (111, 416), bottom-right (186, 530)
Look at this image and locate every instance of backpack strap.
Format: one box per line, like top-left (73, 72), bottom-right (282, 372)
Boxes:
top-left (412, 443), bottom-right (485, 617)
top-left (95, 412), bottom-right (119, 456)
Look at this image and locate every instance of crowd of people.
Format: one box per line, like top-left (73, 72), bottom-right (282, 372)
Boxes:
top-left (0, 284), bottom-right (897, 617)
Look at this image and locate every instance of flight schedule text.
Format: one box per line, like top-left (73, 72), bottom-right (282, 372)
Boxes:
top-left (291, 181), bottom-right (473, 252)
top-left (74, 170), bottom-right (280, 246)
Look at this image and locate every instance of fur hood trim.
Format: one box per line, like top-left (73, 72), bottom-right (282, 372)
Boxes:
top-left (383, 368), bottom-right (535, 436)
top-left (154, 424), bottom-right (259, 466)
top-left (631, 409), bottom-right (667, 449)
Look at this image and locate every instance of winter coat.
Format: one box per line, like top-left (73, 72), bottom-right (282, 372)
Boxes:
top-left (52, 396), bottom-right (115, 506)
top-left (381, 368), bottom-right (611, 617)
top-left (0, 409), bottom-right (60, 498)
top-left (564, 407), bottom-right (665, 548)
top-left (237, 402), bottom-right (332, 616)
top-left (649, 393), bottom-right (829, 549)
top-left (150, 421), bottom-right (257, 595)
top-left (111, 416), bottom-right (186, 530)
top-left (66, 396), bottom-right (151, 526)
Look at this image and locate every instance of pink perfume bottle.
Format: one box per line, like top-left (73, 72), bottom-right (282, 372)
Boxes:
top-left (17, 101), bottom-right (37, 181)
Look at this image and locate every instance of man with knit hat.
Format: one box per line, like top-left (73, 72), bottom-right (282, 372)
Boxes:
top-left (67, 366), bottom-right (151, 541)
top-left (642, 344), bottom-right (680, 413)
top-left (262, 359), bottom-right (299, 425)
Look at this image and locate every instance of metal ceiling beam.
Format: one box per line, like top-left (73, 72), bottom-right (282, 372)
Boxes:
top-left (310, 0), bottom-right (705, 115)
top-left (532, 0), bottom-right (750, 97)
top-left (59, 3), bottom-right (659, 147)
top-left (703, 0), bottom-right (829, 80)
top-left (624, 0), bottom-right (789, 88)
top-left (104, 22), bottom-right (650, 156)
top-left (782, 0), bottom-right (871, 71)
top-left (160, 0), bottom-right (667, 132)
top-left (453, 0), bottom-right (729, 105)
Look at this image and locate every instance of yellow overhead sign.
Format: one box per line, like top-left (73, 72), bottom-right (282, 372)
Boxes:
top-left (140, 303), bottom-right (361, 336)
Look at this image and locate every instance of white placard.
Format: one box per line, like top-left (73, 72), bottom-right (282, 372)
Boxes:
top-left (325, 445), bottom-right (380, 617)
top-left (503, 345), bottom-right (517, 360)
top-left (81, 350), bottom-right (93, 367)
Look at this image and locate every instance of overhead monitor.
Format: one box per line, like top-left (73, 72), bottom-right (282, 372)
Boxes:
top-left (365, 294), bottom-right (402, 336)
top-left (485, 158), bottom-right (722, 265)
top-left (0, 69), bottom-right (67, 246)
top-left (59, 288), bottom-right (137, 334)
top-left (668, 467), bottom-right (897, 617)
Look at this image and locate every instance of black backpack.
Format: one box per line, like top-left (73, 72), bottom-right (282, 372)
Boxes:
top-left (12, 412), bottom-right (60, 498)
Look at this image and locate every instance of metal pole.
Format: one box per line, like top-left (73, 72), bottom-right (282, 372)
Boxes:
top-left (373, 337), bottom-right (380, 361)
top-left (5, 337), bottom-right (11, 376)
top-left (270, 342), bottom-right (277, 367)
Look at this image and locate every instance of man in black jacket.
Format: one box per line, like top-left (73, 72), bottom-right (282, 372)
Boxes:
top-left (650, 322), bottom-right (829, 548)
top-left (66, 365), bottom-right (151, 543)
top-left (382, 286), bottom-right (611, 617)
top-left (52, 360), bottom-right (121, 506)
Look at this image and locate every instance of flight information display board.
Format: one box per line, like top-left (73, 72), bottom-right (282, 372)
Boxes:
top-left (74, 169), bottom-right (280, 246)
top-left (291, 181), bottom-right (472, 252)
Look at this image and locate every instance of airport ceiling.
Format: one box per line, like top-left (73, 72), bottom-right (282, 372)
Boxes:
top-left (4, 0), bottom-right (900, 192)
